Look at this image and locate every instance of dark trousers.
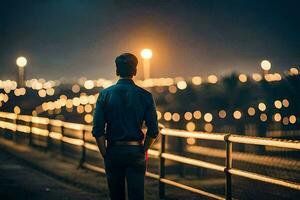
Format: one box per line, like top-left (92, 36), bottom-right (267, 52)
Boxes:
top-left (104, 145), bottom-right (146, 200)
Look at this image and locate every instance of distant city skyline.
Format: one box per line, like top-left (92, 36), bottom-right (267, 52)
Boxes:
top-left (1, 0), bottom-right (299, 80)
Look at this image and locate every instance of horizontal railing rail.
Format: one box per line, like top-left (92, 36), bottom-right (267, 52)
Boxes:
top-left (0, 111), bottom-right (299, 200)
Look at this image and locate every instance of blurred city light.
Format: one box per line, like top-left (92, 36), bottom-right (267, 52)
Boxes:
top-left (168, 85), bottom-right (177, 93)
top-left (218, 110), bottom-right (227, 118)
top-left (172, 113), bottom-right (180, 122)
top-left (177, 80), bottom-right (187, 90)
top-left (193, 110), bottom-right (201, 119)
top-left (282, 99), bottom-right (289, 108)
top-left (238, 74), bottom-right (247, 83)
top-left (204, 113), bottom-right (213, 122)
top-left (260, 113), bottom-right (268, 122)
top-left (204, 123), bottom-right (213, 132)
top-left (289, 67), bottom-right (299, 75)
top-left (191, 76), bottom-right (202, 85)
top-left (248, 107), bottom-right (256, 116)
top-left (207, 75), bottom-right (218, 84)
top-left (261, 60), bottom-right (271, 71)
top-left (14, 106), bottom-right (21, 114)
top-left (156, 111), bottom-right (162, 120)
top-left (233, 110), bottom-right (242, 119)
top-left (258, 102), bottom-right (267, 111)
top-left (289, 115), bottom-right (297, 124)
top-left (84, 114), bottom-right (93, 123)
top-left (273, 113), bottom-right (282, 122)
top-left (186, 137), bottom-right (196, 145)
top-left (16, 56), bottom-right (27, 67)
top-left (140, 48), bottom-right (152, 59)
top-left (252, 73), bottom-right (263, 81)
top-left (72, 84), bottom-right (80, 93)
top-left (186, 121), bottom-right (196, 131)
top-left (282, 117), bottom-right (289, 125)
top-left (164, 112), bottom-right (172, 121)
top-left (184, 112), bottom-right (193, 120)
top-left (274, 100), bottom-right (282, 109)
top-left (141, 48), bottom-right (152, 80)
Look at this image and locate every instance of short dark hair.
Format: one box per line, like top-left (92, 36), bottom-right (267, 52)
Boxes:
top-left (115, 53), bottom-right (138, 77)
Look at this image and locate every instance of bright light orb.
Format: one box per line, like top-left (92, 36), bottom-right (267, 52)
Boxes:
top-left (204, 123), bottom-right (213, 132)
top-left (177, 80), bottom-right (187, 90)
top-left (233, 110), bottom-right (242, 119)
top-left (186, 122), bottom-right (196, 131)
top-left (204, 113), bottom-right (213, 122)
top-left (16, 56), bottom-right (27, 67)
top-left (141, 49), bottom-right (152, 59)
top-left (261, 60), bottom-right (271, 71)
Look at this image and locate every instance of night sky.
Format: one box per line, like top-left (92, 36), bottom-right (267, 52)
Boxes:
top-left (0, 0), bottom-right (299, 80)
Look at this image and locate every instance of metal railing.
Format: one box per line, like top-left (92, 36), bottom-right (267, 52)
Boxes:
top-left (0, 111), bottom-right (300, 200)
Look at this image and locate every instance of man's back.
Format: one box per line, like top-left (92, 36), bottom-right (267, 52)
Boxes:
top-left (92, 78), bottom-right (158, 142)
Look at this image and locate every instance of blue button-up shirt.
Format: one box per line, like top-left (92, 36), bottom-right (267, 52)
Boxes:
top-left (92, 78), bottom-right (159, 142)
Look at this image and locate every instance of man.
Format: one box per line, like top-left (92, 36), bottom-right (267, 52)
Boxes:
top-left (92, 53), bottom-right (159, 200)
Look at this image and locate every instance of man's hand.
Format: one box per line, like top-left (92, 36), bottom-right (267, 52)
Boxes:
top-left (143, 135), bottom-right (156, 152)
top-left (95, 136), bottom-right (107, 158)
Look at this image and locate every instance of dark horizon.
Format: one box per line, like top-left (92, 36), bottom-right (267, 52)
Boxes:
top-left (1, 0), bottom-right (299, 80)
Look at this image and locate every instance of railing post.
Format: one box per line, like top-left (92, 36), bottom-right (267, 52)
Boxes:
top-left (159, 133), bottom-right (166, 199)
top-left (225, 133), bottom-right (232, 200)
top-left (13, 115), bottom-right (17, 143)
top-left (61, 125), bottom-right (65, 155)
top-left (79, 129), bottom-right (86, 167)
top-left (29, 120), bottom-right (33, 146)
top-left (46, 122), bottom-right (51, 151)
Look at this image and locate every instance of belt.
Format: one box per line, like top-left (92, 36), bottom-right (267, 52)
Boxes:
top-left (109, 141), bottom-right (142, 146)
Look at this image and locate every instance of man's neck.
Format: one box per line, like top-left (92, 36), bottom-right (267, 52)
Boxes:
top-left (120, 77), bottom-right (132, 80)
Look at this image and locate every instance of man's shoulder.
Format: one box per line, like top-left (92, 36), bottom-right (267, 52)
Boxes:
top-left (99, 83), bottom-right (153, 98)
top-left (133, 84), bottom-right (152, 97)
top-left (100, 84), bottom-right (117, 93)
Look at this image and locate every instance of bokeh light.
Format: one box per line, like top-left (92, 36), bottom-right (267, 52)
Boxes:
top-left (289, 115), bottom-right (297, 124)
top-left (274, 100), bottom-right (282, 109)
top-left (192, 76), bottom-right (202, 85)
top-left (204, 123), bottom-right (213, 132)
top-left (193, 110), bottom-right (201, 119)
top-left (14, 106), bottom-right (21, 114)
top-left (164, 112), bottom-right (172, 121)
top-left (204, 113), bottom-right (213, 122)
top-left (261, 60), bottom-right (271, 71)
top-left (247, 107), bottom-right (256, 116)
top-left (258, 102), bottom-right (266, 111)
top-left (260, 113), bottom-right (268, 122)
top-left (16, 56), bottom-right (27, 67)
top-left (218, 110), bottom-right (227, 119)
top-left (282, 99), bottom-right (289, 108)
top-left (273, 113), bottom-right (282, 122)
top-left (140, 48), bottom-right (152, 59)
top-left (177, 80), bottom-right (187, 90)
top-left (233, 110), bottom-right (242, 119)
top-left (186, 122), bottom-right (196, 131)
top-left (172, 113), bottom-right (180, 122)
top-left (184, 112), bottom-right (193, 121)
top-left (238, 74), bottom-right (247, 83)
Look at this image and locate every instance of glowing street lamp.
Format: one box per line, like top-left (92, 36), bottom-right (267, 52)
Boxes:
top-left (16, 56), bottom-right (27, 87)
top-left (260, 60), bottom-right (271, 75)
top-left (140, 48), bottom-right (152, 80)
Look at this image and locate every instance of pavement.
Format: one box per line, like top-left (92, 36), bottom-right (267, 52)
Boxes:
top-left (0, 150), bottom-right (103, 200)
top-left (0, 137), bottom-right (204, 200)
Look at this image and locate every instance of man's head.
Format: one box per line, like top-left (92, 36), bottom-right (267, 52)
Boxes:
top-left (115, 53), bottom-right (138, 78)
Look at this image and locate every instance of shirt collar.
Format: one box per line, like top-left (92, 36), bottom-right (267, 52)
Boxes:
top-left (116, 78), bottom-right (135, 85)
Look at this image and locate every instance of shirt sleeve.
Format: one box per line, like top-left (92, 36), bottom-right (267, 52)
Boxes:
top-left (144, 94), bottom-right (159, 138)
top-left (92, 91), bottom-right (106, 137)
